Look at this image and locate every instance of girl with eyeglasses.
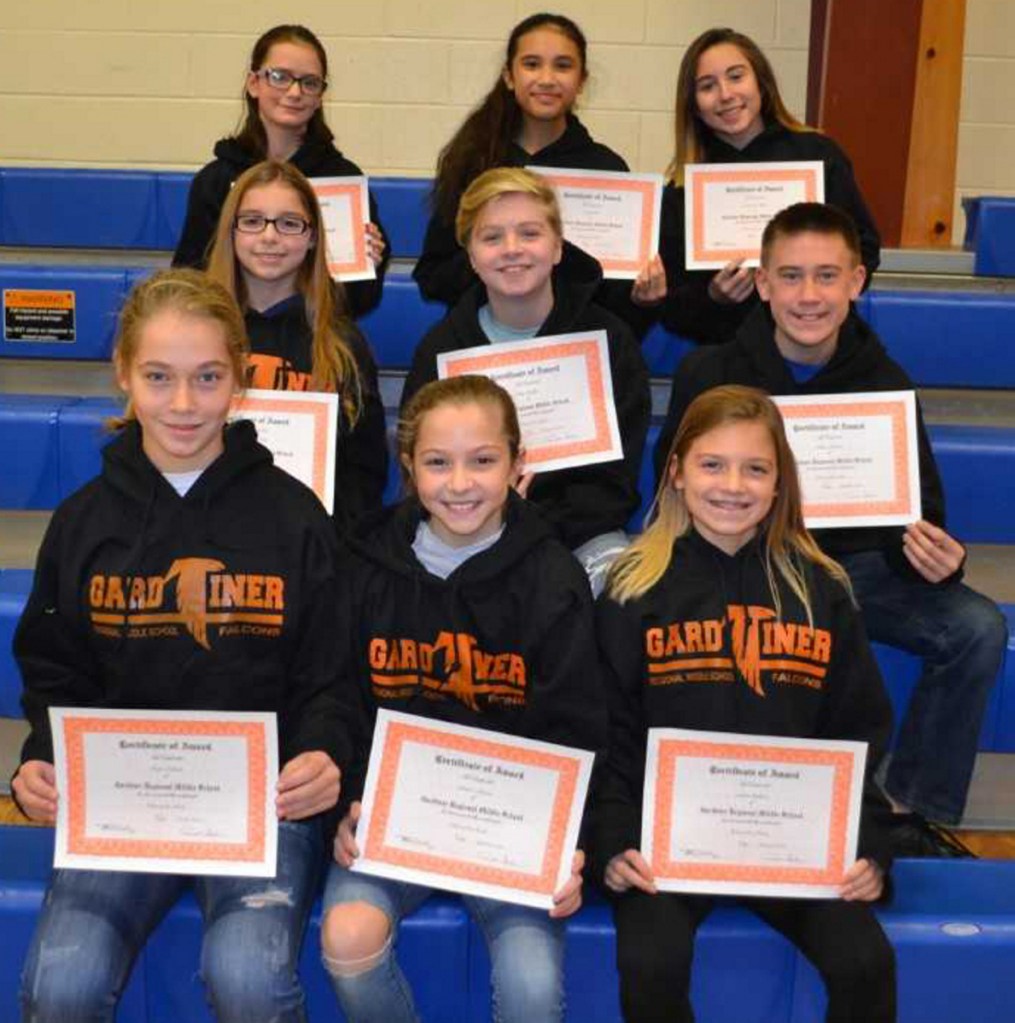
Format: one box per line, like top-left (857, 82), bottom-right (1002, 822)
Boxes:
top-left (208, 160), bottom-right (388, 524)
top-left (174, 24), bottom-right (389, 319)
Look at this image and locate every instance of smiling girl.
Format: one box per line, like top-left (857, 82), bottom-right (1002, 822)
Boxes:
top-left (207, 160), bottom-right (388, 522)
top-left (656, 27), bottom-right (880, 345)
top-left (403, 167), bottom-right (650, 594)
top-left (593, 385), bottom-right (895, 1023)
top-left (13, 269), bottom-right (358, 1023)
top-left (173, 24), bottom-right (388, 317)
top-left (413, 13), bottom-right (658, 335)
top-left (319, 374), bottom-right (607, 1023)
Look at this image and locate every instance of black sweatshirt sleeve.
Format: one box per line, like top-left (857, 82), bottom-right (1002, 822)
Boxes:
top-left (333, 330), bottom-right (389, 524)
top-left (413, 210), bottom-right (477, 307)
top-left (588, 594), bottom-right (650, 882)
top-left (15, 512), bottom-right (104, 768)
top-left (172, 161), bottom-right (231, 269)
top-left (816, 580), bottom-right (895, 874)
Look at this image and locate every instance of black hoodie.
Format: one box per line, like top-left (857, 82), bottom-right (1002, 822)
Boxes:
top-left (654, 306), bottom-right (950, 578)
top-left (402, 249), bottom-right (651, 550)
top-left (590, 529), bottom-right (895, 881)
top-left (337, 492), bottom-right (609, 805)
top-left (244, 295), bottom-right (389, 524)
top-left (172, 136), bottom-right (389, 318)
top-left (412, 115), bottom-right (654, 338)
top-left (16, 420), bottom-right (359, 776)
top-left (658, 122), bottom-right (881, 345)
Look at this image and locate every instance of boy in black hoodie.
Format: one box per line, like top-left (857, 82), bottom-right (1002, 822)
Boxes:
top-left (655, 203), bottom-right (1006, 843)
top-left (403, 167), bottom-right (650, 595)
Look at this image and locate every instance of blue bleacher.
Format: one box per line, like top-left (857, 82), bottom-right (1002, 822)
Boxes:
top-left (372, 177), bottom-right (432, 259)
top-left (963, 196), bottom-right (1015, 278)
top-left (1, 824), bottom-right (1014, 1023)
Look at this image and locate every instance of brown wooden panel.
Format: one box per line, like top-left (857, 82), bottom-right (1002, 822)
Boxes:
top-left (808, 0), bottom-right (923, 246)
top-left (901, 0), bottom-right (967, 247)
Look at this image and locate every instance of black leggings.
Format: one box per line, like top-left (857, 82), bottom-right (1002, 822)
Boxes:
top-left (613, 891), bottom-right (895, 1023)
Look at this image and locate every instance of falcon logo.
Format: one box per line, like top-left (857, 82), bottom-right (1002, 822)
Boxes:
top-left (89, 559), bottom-right (285, 647)
top-left (645, 604), bottom-right (832, 695)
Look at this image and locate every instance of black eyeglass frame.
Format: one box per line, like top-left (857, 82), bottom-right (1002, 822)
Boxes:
top-left (233, 214), bottom-right (313, 236)
top-left (257, 67), bottom-right (328, 96)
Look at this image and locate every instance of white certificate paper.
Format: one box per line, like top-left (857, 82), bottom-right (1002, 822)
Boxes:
top-left (530, 166), bottom-right (663, 279)
top-left (643, 729), bottom-right (867, 899)
top-left (310, 176), bottom-right (375, 282)
top-left (353, 711), bottom-right (594, 909)
top-left (231, 389), bottom-right (338, 514)
top-left (773, 391), bottom-right (921, 528)
top-left (50, 707), bottom-right (278, 877)
top-left (437, 331), bottom-right (622, 473)
top-left (684, 161), bottom-right (824, 269)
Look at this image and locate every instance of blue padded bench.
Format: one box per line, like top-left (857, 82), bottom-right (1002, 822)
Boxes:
top-left (359, 270), bottom-right (446, 368)
top-left (155, 172), bottom-right (193, 251)
top-left (0, 570), bottom-right (32, 718)
top-left (0, 169), bottom-right (160, 249)
top-left (865, 289), bottom-right (1015, 389)
top-left (56, 396), bottom-right (123, 499)
top-left (371, 177), bottom-right (431, 259)
top-left (963, 196), bottom-right (1015, 278)
top-left (0, 265), bottom-right (126, 360)
top-left (2, 824), bottom-right (1015, 1023)
top-left (0, 395), bottom-right (75, 509)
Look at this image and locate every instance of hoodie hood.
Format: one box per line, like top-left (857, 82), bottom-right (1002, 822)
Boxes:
top-left (212, 134), bottom-right (349, 177)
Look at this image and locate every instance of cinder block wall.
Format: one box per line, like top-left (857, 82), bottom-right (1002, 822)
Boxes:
top-left (0, 0), bottom-right (1006, 241)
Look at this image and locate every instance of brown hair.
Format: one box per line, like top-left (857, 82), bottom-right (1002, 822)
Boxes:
top-left (433, 13), bottom-right (588, 222)
top-left (113, 268), bottom-right (248, 422)
top-left (397, 375), bottom-right (522, 491)
top-left (606, 385), bottom-right (851, 615)
top-left (760, 202), bottom-right (862, 266)
top-left (667, 27), bottom-right (809, 185)
top-left (206, 160), bottom-right (362, 423)
top-left (235, 24), bottom-right (332, 156)
top-left (455, 166), bottom-right (563, 247)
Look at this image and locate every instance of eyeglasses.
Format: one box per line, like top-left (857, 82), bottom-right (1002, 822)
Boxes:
top-left (234, 213), bottom-right (312, 236)
top-left (257, 67), bottom-right (327, 96)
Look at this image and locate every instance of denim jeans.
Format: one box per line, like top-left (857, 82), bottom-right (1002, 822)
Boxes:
top-left (322, 866), bottom-right (566, 1023)
top-left (839, 549), bottom-right (1007, 823)
top-left (19, 819), bottom-right (323, 1023)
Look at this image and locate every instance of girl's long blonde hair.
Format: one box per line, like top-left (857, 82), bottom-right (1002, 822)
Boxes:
top-left (606, 385), bottom-right (851, 618)
top-left (667, 27), bottom-right (810, 186)
top-left (207, 160), bottom-right (362, 424)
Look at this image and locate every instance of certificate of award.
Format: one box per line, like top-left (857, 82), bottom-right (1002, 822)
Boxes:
top-left (773, 391), bottom-right (921, 528)
top-left (231, 389), bottom-right (338, 514)
top-left (529, 166), bottom-right (663, 278)
top-left (642, 729), bottom-right (867, 899)
top-left (684, 161), bottom-right (824, 269)
top-left (49, 707), bottom-right (278, 877)
top-left (437, 331), bottom-right (622, 473)
top-left (353, 710), bottom-right (595, 909)
top-left (310, 176), bottom-right (375, 282)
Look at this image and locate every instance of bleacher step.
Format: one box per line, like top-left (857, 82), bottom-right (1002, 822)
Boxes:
top-left (1, 359), bottom-right (118, 397)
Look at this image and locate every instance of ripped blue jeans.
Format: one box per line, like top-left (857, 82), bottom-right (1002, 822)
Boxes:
top-left (19, 819), bottom-right (322, 1023)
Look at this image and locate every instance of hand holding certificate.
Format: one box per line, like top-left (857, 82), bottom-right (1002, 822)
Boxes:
top-left (685, 161), bottom-right (824, 269)
top-left (351, 711), bottom-right (594, 909)
top-left (529, 167), bottom-right (663, 278)
top-left (437, 331), bottom-right (622, 473)
top-left (773, 391), bottom-right (921, 528)
top-left (642, 729), bottom-right (867, 899)
top-left (50, 708), bottom-right (278, 877)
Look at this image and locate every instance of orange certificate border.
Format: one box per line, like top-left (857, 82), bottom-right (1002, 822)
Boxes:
top-left (62, 716), bottom-right (268, 862)
top-left (652, 739), bottom-right (855, 886)
top-left (540, 172), bottom-right (660, 273)
top-left (231, 393), bottom-right (333, 505)
top-left (442, 338), bottom-right (612, 465)
top-left (313, 181), bottom-right (369, 276)
top-left (777, 399), bottom-right (912, 518)
top-left (364, 719), bottom-right (581, 896)
top-left (690, 166), bottom-right (821, 264)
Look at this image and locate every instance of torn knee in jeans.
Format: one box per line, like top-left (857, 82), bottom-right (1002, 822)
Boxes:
top-left (323, 934), bottom-right (393, 978)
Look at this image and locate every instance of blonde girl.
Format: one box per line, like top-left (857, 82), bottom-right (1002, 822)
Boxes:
top-left (593, 385), bottom-right (896, 1023)
top-left (14, 269), bottom-right (358, 1023)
